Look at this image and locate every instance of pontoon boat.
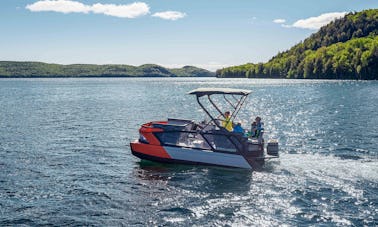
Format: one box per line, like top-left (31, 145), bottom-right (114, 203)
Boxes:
top-left (130, 88), bottom-right (279, 170)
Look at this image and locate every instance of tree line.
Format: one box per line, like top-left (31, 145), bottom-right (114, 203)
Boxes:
top-left (217, 9), bottom-right (378, 80)
top-left (0, 62), bottom-right (215, 78)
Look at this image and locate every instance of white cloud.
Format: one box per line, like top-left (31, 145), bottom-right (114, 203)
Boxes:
top-left (26, 0), bottom-right (149, 18)
top-left (291, 12), bottom-right (347, 30)
top-left (273, 18), bottom-right (285, 24)
top-left (91, 2), bottom-right (149, 18)
top-left (152, 11), bottom-right (186, 20)
top-left (26, 0), bottom-right (90, 14)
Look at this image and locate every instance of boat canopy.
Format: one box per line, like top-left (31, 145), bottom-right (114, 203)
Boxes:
top-left (188, 87), bottom-right (251, 130)
top-left (188, 88), bottom-right (252, 97)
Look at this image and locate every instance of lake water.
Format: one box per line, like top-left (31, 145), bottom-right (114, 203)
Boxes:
top-left (0, 78), bottom-right (377, 226)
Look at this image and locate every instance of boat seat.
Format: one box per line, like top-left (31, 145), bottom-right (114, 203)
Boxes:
top-left (167, 118), bottom-right (194, 126)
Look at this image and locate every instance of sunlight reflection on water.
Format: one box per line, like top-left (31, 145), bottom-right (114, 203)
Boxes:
top-left (0, 78), bottom-right (377, 226)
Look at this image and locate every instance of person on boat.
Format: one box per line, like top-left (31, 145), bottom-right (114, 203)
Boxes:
top-left (233, 122), bottom-right (245, 135)
top-left (255, 116), bottom-right (263, 130)
top-left (249, 121), bottom-right (257, 137)
top-left (254, 116), bottom-right (264, 143)
top-left (249, 117), bottom-right (264, 137)
top-left (222, 111), bottom-right (233, 131)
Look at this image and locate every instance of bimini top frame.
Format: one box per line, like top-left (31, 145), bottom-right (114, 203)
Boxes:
top-left (188, 87), bottom-right (252, 129)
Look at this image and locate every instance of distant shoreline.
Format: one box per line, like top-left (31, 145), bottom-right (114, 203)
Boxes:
top-left (1, 76), bottom-right (375, 81)
top-left (0, 61), bottom-right (216, 78)
top-left (0, 75), bottom-right (215, 78)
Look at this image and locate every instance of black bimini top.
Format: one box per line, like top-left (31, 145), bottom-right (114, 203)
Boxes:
top-left (188, 87), bottom-right (252, 97)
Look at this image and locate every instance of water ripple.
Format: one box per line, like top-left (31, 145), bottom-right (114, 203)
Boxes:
top-left (0, 78), bottom-right (377, 226)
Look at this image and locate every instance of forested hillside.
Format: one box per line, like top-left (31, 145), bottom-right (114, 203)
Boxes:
top-left (217, 9), bottom-right (378, 80)
top-left (0, 62), bottom-right (215, 78)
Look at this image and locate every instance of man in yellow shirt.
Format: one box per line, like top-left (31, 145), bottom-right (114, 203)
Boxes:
top-left (222, 111), bottom-right (233, 131)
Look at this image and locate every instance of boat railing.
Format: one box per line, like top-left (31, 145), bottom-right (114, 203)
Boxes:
top-left (147, 117), bottom-right (265, 155)
top-left (152, 126), bottom-right (251, 154)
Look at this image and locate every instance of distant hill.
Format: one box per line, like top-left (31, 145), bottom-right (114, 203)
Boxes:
top-left (217, 9), bottom-right (378, 80)
top-left (0, 61), bottom-right (215, 77)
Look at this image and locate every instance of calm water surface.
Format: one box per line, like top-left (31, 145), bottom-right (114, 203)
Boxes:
top-left (0, 78), bottom-right (377, 226)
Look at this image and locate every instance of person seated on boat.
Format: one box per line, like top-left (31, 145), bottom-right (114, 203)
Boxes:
top-left (221, 111), bottom-right (233, 131)
top-left (255, 116), bottom-right (263, 128)
top-left (249, 121), bottom-right (257, 137)
top-left (255, 116), bottom-right (264, 143)
top-left (233, 122), bottom-right (245, 135)
top-left (249, 117), bottom-right (264, 137)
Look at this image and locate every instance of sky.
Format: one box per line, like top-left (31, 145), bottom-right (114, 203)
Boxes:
top-left (1, 0), bottom-right (378, 71)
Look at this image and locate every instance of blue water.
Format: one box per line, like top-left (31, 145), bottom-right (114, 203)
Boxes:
top-left (0, 78), bottom-right (377, 226)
